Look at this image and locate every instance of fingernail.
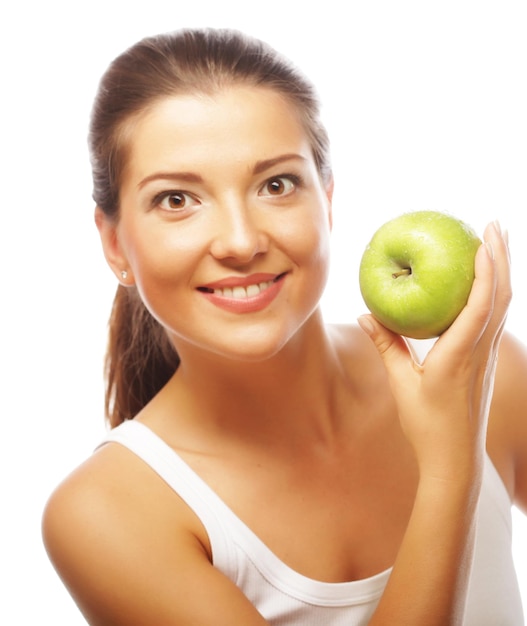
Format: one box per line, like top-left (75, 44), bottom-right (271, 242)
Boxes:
top-left (493, 220), bottom-right (502, 234)
top-left (485, 241), bottom-right (494, 259)
top-left (358, 315), bottom-right (375, 336)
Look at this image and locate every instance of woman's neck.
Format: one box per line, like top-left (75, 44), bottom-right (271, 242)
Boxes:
top-left (143, 312), bottom-right (351, 452)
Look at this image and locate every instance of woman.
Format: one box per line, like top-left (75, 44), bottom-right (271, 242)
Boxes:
top-left (42, 28), bottom-right (526, 625)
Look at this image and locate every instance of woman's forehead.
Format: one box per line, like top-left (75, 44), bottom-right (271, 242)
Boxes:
top-left (122, 87), bottom-right (314, 180)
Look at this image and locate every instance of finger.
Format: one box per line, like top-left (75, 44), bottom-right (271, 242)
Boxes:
top-left (482, 222), bottom-right (512, 327)
top-left (431, 221), bottom-right (511, 370)
top-left (357, 314), bottom-right (421, 385)
top-left (434, 238), bottom-right (496, 359)
top-left (470, 222), bottom-right (512, 356)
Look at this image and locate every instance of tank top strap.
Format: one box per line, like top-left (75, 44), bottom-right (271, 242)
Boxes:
top-left (98, 420), bottom-right (239, 578)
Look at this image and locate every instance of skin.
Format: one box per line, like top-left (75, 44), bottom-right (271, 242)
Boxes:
top-left (42, 86), bottom-right (525, 625)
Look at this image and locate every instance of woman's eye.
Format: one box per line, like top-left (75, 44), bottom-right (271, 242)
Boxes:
top-left (260, 176), bottom-right (297, 197)
top-left (156, 191), bottom-right (198, 212)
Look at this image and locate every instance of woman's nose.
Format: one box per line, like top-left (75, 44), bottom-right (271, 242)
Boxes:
top-left (209, 201), bottom-right (269, 263)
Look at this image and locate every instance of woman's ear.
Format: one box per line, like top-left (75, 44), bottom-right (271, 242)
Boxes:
top-left (94, 207), bottom-right (134, 285)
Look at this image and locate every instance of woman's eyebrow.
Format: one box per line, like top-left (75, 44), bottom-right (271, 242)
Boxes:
top-left (137, 171), bottom-right (203, 190)
top-left (253, 153), bottom-right (307, 175)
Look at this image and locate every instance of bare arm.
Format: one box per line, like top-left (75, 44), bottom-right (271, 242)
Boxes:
top-left (358, 221), bottom-right (512, 624)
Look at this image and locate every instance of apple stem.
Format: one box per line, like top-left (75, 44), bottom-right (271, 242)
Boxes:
top-left (392, 268), bottom-right (412, 279)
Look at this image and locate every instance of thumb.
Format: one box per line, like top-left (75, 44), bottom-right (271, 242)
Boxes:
top-left (357, 315), bottom-right (417, 380)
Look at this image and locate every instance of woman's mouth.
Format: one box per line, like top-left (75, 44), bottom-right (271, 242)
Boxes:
top-left (199, 276), bottom-right (283, 299)
top-left (197, 273), bottom-right (287, 312)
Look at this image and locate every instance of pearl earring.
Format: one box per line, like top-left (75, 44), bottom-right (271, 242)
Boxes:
top-left (120, 270), bottom-right (128, 279)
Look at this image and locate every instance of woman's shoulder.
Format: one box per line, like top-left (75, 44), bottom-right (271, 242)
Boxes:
top-left (487, 330), bottom-right (527, 508)
top-left (42, 437), bottom-right (210, 550)
top-left (489, 330), bottom-right (527, 439)
top-left (41, 439), bottom-right (212, 621)
top-left (41, 438), bottom-right (271, 624)
top-left (327, 321), bottom-right (392, 384)
top-left (495, 329), bottom-right (527, 381)
top-left (328, 321), bottom-right (381, 359)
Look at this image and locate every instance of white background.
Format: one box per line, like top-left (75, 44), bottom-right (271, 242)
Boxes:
top-left (1, 1), bottom-right (525, 623)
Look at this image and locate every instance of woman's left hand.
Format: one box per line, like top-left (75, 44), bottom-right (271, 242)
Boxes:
top-left (358, 221), bottom-right (512, 484)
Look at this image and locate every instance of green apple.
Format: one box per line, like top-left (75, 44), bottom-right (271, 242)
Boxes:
top-left (359, 210), bottom-right (482, 339)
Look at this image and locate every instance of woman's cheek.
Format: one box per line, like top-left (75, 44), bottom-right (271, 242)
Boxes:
top-left (287, 210), bottom-right (331, 265)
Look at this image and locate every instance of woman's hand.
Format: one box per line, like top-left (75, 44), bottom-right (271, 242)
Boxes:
top-left (358, 220), bottom-right (512, 484)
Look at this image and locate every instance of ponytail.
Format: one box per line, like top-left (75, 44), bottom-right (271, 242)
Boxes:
top-left (104, 286), bottom-right (179, 427)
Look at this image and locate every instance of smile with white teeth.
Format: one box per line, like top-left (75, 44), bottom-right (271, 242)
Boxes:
top-left (214, 280), bottom-right (274, 299)
top-left (199, 275), bottom-right (284, 299)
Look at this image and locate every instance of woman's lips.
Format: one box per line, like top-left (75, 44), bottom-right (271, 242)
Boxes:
top-left (197, 273), bottom-right (287, 313)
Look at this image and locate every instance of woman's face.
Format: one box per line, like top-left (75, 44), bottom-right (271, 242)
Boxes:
top-left (98, 86), bottom-right (333, 363)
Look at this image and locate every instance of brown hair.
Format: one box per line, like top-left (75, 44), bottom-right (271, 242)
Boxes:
top-left (89, 28), bottom-right (332, 427)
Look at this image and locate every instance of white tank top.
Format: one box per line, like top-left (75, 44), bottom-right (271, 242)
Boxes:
top-left (100, 420), bottom-right (524, 625)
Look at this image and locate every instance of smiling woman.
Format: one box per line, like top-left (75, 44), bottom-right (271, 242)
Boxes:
top-left (41, 27), bottom-right (526, 626)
